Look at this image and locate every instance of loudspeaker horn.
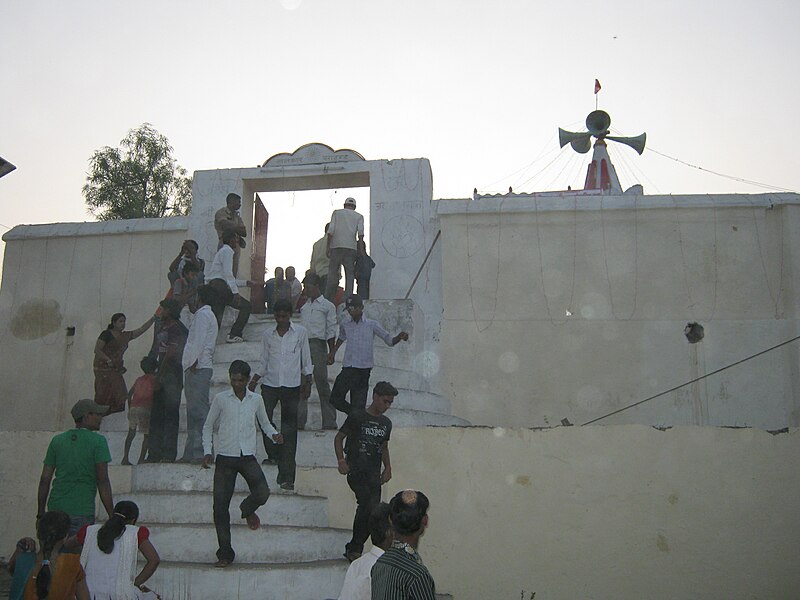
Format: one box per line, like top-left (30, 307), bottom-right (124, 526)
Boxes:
top-left (558, 128), bottom-right (592, 154)
top-left (586, 110), bottom-right (611, 136)
top-left (606, 133), bottom-right (647, 155)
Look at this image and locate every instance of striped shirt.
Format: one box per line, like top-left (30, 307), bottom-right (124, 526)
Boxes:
top-left (339, 315), bottom-right (394, 369)
top-left (370, 544), bottom-right (435, 600)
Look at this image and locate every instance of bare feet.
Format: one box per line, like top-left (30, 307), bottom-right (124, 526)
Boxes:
top-left (245, 512), bottom-right (261, 530)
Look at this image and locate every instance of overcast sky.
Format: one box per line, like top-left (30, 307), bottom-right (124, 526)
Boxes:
top-left (2, 0), bottom-right (798, 272)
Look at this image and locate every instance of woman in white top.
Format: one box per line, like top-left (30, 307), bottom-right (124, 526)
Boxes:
top-left (75, 501), bottom-right (160, 600)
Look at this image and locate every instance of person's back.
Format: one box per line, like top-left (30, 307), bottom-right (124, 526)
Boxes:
top-left (329, 208), bottom-right (363, 250)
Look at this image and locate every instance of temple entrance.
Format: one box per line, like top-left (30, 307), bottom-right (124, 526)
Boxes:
top-left (250, 187), bottom-right (370, 312)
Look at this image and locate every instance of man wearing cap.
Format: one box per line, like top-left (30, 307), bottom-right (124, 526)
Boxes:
top-left (37, 399), bottom-right (114, 535)
top-left (214, 192), bottom-right (247, 276)
top-left (328, 295), bottom-right (408, 415)
top-left (334, 382), bottom-right (397, 562)
top-left (325, 197), bottom-right (364, 301)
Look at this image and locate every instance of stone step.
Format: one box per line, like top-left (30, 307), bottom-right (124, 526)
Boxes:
top-left (125, 490), bottom-right (329, 528)
top-left (149, 523), bottom-right (350, 563)
top-left (146, 559), bottom-right (347, 600)
top-left (211, 358), bottom-right (431, 394)
top-left (130, 463), bottom-right (310, 493)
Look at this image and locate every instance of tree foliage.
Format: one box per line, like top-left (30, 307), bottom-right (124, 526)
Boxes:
top-left (83, 123), bottom-right (192, 220)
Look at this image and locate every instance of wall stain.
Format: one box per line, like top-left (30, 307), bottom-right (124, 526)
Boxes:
top-left (668, 493), bottom-right (679, 505)
top-left (515, 475), bottom-right (531, 486)
top-left (656, 533), bottom-right (670, 552)
top-left (10, 300), bottom-right (63, 340)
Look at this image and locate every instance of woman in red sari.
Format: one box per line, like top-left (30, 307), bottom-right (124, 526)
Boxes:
top-left (93, 313), bottom-right (155, 414)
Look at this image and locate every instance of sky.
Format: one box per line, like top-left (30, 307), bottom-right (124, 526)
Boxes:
top-left (2, 0), bottom-right (799, 273)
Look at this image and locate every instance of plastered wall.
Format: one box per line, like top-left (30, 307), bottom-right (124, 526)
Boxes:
top-left (300, 425), bottom-right (800, 599)
top-left (438, 196), bottom-right (800, 429)
top-left (0, 220), bottom-right (187, 432)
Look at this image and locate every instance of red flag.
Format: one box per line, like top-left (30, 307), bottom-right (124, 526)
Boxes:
top-left (594, 79), bottom-right (602, 94)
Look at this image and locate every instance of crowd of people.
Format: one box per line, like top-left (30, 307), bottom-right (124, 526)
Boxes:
top-left (10, 193), bottom-right (435, 599)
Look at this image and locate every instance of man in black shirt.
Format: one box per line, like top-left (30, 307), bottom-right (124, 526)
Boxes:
top-left (334, 381), bottom-right (398, 562)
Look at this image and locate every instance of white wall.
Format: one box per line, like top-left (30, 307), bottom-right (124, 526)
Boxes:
top-left (438, 194), bottom-right (800, 429)
top-left (0, 219), bottom-right (188, 432)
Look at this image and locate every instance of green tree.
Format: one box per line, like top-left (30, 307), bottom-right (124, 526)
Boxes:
top-left (83, 123), bottom-right (192, 220)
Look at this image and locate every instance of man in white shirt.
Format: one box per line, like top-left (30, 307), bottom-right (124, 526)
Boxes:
top-left (338, 502), bottom-right (393, 600)
top-left (325, 197), bottom-right (364, 301)
top-left (207, 230), bottom-right (254, 343)
top-left (299, 273), bottom-right (338, 430)
top-left (180, 286), bottom-right (219, 463)
top-left (247, 299), bottom-right (313, 491)
top-left (285, 265), bottom-right (302, 308)
top-left (202, 360), bottom-right (283, 568)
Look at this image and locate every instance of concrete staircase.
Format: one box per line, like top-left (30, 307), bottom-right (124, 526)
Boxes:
top-left (99, 301), bottom-right (463, 599)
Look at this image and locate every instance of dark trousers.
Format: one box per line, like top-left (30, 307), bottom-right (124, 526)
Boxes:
top-left (326, 247), bottom-right (356, 301)
top-left (346, 470), bottom-right (382, 555)
top-left (309, 338), bottom-right (337, 428)
top-left (147, 371), bottom-right (182, 462)
top-left (260, 385), bottom-right (300, 485)
top-left (330, 367), bottom-right (371, 415)
top-left (208, 278), bottom-right (251, 338)
top-left (356, 277), bottom-right (371, 299)
top-left (213, 454), bottom-right (270, 561)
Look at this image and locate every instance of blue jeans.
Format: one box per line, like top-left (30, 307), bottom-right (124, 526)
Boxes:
top-left (182, 367), bottom-right (213, 460)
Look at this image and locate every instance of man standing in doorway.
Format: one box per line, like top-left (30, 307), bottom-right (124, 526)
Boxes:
top-left (285, 266), bottom-right (302, 308)
top-left (299, 273), bottom-right (338, 430)
top-left (333, 382), bottom-right (397, 563)
top-left (328, 295), bottom-right (408, 415)
top-left (247, 299), bottom-right (313, 491)
top-left (207, 230), bottom-right (254, 343)
top-left (180, 285), bottom-right (219, 463)
top-left (325, 197), bottom-right (364, 301)
top-left (202, 360), bottom-right (283, 568)
top-left (370, 489), bottom-right (436, 599)
top-left (310, 223), bottom-right (333, 296)
top-left (37, 399), bottom-right (114, 535)
top-left (214, 192), bottom-right (247, 276)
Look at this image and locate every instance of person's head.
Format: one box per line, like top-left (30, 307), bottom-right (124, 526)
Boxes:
top-left (197, 284), bottom-right (214, 307)
top-left (71, 399), bottom-right (108, 430)
top-left (285, 266), bottom-right (296, 281)
top-left (160, 298), bottom-right (182, 321)
top-left (182, 261), bottom-right (199, 280)
top-left (273, 299), bottom-right (293, 327)
top-left (222, 229), bottom-right (239, 248)
top-left (107, 313), bottom-right (126, 331)
top-left (344, 197), bottom-right (357, 210)
top-left (226, 192), bottom-right (241, 211)
top-left (324, 223), bottom-right (330, 233)
top-left (229, 360), bottom-right (251, 395)
top-left (370, 381), bottom-right (398, 415)
top-left (389, 489), bottom-right (430, 538)
top-left (274, 266), bottom-right (284, 281)
top-left (303, 273), bottom-right (322, 299)
top-left (140, 356), bottom-right (158, 375)
top-left (345, 295), bottom-right (364, 320)
top-left (182, 239), bottom-right (199, 257)
top-left (97, 501), bottom-right (139, 554)
top-left (35, 511), bottom-right (71, 599)
top-left (369, 502), bottom-right (394, 550)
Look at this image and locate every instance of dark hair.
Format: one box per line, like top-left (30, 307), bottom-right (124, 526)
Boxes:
top-left (226, 192), bottom-right (241, 205)
top-left (273, 299), bottom-right (293, 314)
top-left (140, 356), bottom-right (158, 374)
top-left (373, 381), bottom-right (399, 397)
top-left (324, 223), bottom-right (330, 233)
top-left (369, 502), bottom-right (393, 547)
top-left (36, 511), bottom-right (71, 598)
top-left (229, 359), bottom-right (251, 378)
top-left (97, 501), bottom-right (139, 554)
top-left (182, 261), bottom-right (199, 274)
top-left (303, 273), bottom-right (321, 288)
top-left (389, 490), bottom-right (430, 535)
top-left (185, 239), bottom-right (199, 251)
top-left (222, 230), bottom-right (239, 245)
top-left (197, 284), bottom-right (214, 306)
top-left (107, 313), bottom-right (126, 330)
